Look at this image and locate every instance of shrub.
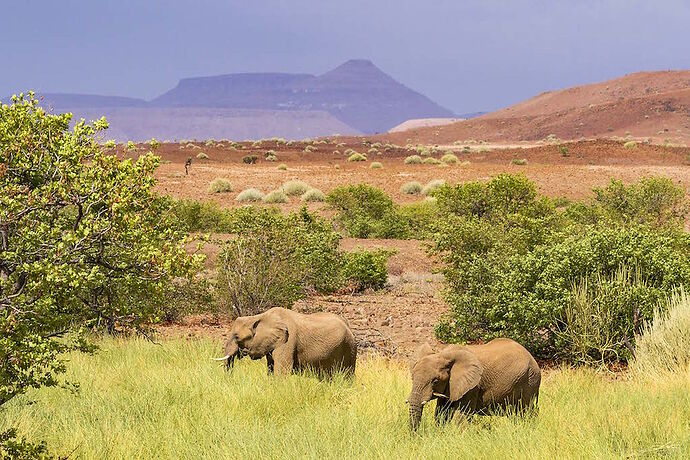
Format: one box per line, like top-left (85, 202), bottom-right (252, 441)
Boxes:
top-left (196, 152), bottom-right (209, 159)
top-left (440, 153), bottom-right (459, 164)
top-left (282, 180), bottom-right (310, 196)
top-left (370, 161), bottom-right (383, 169)
top-left (634, 289), bottom-right (690, 375)
top-left (208, 178), bottom-right (233, 193)
top-left (301, 188), bottom-right (326, 202)
top-left (432, 174), bottom-right (690, 361)
top-left (398, 200), bottom-right (440, 239)
top-left (341, 249), bottom-right (392, 292)
top-left (404, 155), bottom-right (422, 164)
top-left (242, 155), bottom-right (258, 164)
top-left (216, 208), bottom-right (342, 315)
top-left (512, 158), bottom-right (528, 165)
top-left (326, 184), bottom-right (409, 239)
top-left (277, 163), bottom-right (288, 171)
top-left (559, 145), bottom-right (570, 157)
top-left (348, 152), bottom-right (367, 162)
top-left (401, 181), bottom-right (423, 195)
top-left (236, 188), bottom-right (264, 202)
top-left (171, 199), bottom-right (234, 232)
top-left (421, 179), bottom-right (445, 196)
top-left (423, 157), bottom-right (441, 165)
top-left (263, 190), bottom-right (288, 204)
top-left (265, 150), bottom-right (278, 162)
top-left (624, 141), bottom-right (638, 149)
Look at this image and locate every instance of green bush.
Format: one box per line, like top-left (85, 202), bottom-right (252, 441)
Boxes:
top-left (282, 180), bottom-right (310, 196)
top-left (404, 155), bottom-right (422, 164)
top-left (398, 200), bottom-right (441, 239)
top-left (348, 152), bottom-right (367, 162)
top-left (236, 188), bottom-right (264, 202)
top-left (440, 153), bottom-right (459, 164)
top-left (341, 249), bottom-right (392, 292)
top-left (423, 157), bottom-right (441, 165)
top-left (301, 188), bottom-right (326, 202)
top-left (624, 141), bottom-right (638, 149)
top-left (400, 181), bottom-right (423, 195)
top-left (242, 155), bottom-right (258, 164)
top-left (634, 289), bottom-right (690, 375)
top-left (263, 190), bottom-right (289, 204)
top-left (512, 158), bottom-right (528, 165)
top-left (370, 161), bottom-right (383, 169)
top-left (171, 199), bottom-right (234, 232)
top-left (431, 174), bottom-right (690, 362)
top-left (196, 152), bottom-right (209, 160)
top-left (208, 178), bottom-right (233, 193)
top-left (326, 184), bottom-right (409, 239)
top-left (421, 179), bottom-right (445, 196)
top-left (265, 150), bottom-right (278, 162)
top-left (216, 208), bottom-right (342, 316)
top-left (277, 163), bottom-right (288, 171)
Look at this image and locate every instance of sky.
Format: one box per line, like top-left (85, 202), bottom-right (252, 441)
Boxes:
top-left (2, 0), bottom-right (690, 114)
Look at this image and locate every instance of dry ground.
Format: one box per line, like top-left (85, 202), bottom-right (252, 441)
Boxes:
top-left (152, 138), bottom-right (689, 356)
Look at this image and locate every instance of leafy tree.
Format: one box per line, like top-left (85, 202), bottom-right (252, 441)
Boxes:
top-left (0, 93), bottom-right (200, 456)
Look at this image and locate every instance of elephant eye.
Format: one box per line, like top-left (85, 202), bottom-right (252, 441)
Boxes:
top-left (432, 377), bottom-right (439, 383)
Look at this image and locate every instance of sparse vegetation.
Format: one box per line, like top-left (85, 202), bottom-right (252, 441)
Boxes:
top-left (341, 249), bottom-right (392, 291)
top-left (282, 180), bottom-right (310, 196)
top-left (624, 140), bottom-right (638, 149)
top-left (370, 161), bottom-right (383, 169)
top-left (440, 153), bottom-right (458, 164)
top-left (421, 179), bottom-right (445, 196)
top-left (301, 188), bottom-right (326, 202)
top-left (265, 150), bottom-right (278, 161)
top-left (404, 155), bottom-right (422, 164)
top-left (422, 157), bottom-right (441, 165)
top-left (512, 158), bottom-right (528, 165)
top-left (263, 189), bottom-right (289, 204)
top-left (196, 152), bottom-right (209, 159)
top-left (235, 188), bottom-right (264, 202)
top-left (400, 181), bottom-right (423, 195)
top-left (348, 152), bottom-right (367, 162)
top-left (277, 163), bottom-right (288, 170)
top-left (208, 178), bottom-right (233, 193)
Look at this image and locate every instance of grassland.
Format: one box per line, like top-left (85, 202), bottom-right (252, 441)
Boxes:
top-left (2, 338), bottom-right (689, 459)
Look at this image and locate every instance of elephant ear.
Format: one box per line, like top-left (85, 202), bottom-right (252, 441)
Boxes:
top-left (410, 343), bottom-right (434, 371)
top-left (444, 348), bottom-right (483, 402)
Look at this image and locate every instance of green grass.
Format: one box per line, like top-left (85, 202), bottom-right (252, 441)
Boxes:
top-left (3, 338), bottom-right (690, 459)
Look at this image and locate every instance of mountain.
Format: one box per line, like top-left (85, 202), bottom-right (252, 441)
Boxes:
top-left (384, 70), bottom-right (690, 145)
top-left (152, 59), bottom-right (455, 133)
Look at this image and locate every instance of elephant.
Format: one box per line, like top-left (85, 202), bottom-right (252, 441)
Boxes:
top-left (408, 338), bottom-right (541, 430)
top-left (214, 307), bottom-right (357, 377)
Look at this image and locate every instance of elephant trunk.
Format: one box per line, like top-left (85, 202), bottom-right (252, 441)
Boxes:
top-left (408, 387), bottom-right (425, 431)
top-left (224, 339), bottom-right (240, 371)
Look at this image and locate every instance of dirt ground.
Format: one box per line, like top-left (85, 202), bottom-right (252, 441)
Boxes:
top-left (153, 138), bottom-right (689, 357)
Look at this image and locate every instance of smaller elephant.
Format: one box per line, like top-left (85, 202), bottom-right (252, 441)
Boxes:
top-left (408, 338), bottom-right (541, 430)
top-left (214, 307), bottom-right (357, 377)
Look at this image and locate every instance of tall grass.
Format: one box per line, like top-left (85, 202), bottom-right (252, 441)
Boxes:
top-left (634, 288), bottom-right (690, 376)
top-left (2, 338), bottom-right (690, 459)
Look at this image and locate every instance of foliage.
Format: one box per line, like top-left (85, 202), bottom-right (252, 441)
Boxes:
top-left (400, 181), bottom-right (422, 195)
top-left (242, 155), bottom-right (258, 164)
top-left (264, 150), bottom-right (277, 162)
top-left (208, 178), bottom-right (233, 193)
top-left (235, 188), bottom-right (264, 202)
top-left (404, 155), bottom-right (422, 164)
top-left (398, 200), bottom-right (441, 240)
top-left (421, 179), bottom-right (445, 196)
top-left (422, 157), bottom-right (441, 165)
top-left (170, 199), bottom-right (234, 233)
top-left (341, 249), bottom-right (392, 292)
top-left (263, 190), bottom-right (288, 204)
top-left (634, 288), bottom-right (690, 375)
top-left (215, 207), bottom-right (342, 316)
top-left (196, 152), bottom-right (209, 159)
top-left (431, 174), bottom-right (690, 361)
top-left (282, 180), bottom-right (309, 196)
top-left (348, 152), bottom-right (367, 162)
top-left (301, 188), bottom-right (325, 202)
top-left (277, 163), bottom-right (288, 171)
top-left (0, 94), bottom-right (199, 455)
top-left (440, 153), bottom-right (458, 164)
top-left (623, 141), bottom-right (638, 149)
top-left (511, 158), bottom-right (528, 165)
top-left (369, 162), bottom-right (383, 169)
top-left (326, 184), bottom-right (409, 239)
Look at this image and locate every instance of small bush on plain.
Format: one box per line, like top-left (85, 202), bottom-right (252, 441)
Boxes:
top-left (370, 161), bottom-right (383, 169)
top-left (263, 190), bottom-right (289, 204)
top-left (440, 153), bottom-right (458, 164)
top-left (236, 188), bottom-right (264, 202)
top-left (208, 178), bottom-right (233, 193)
top-left (348, 152), bottom-right (367, 162)
top-left (401, 181), bottom-right (423, 195)
top-left (341, 249), bottom-right (392, 292)
top-left (301, 188), bottom-right (326, 202)
top-left (421, 179), bottom-right (445, 196)
top-left (282, 180), bottom-right (310, 196)
top-left (404, 155), bottom-right (422, 164)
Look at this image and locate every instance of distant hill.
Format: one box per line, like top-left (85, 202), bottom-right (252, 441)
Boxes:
top-left (384, 70), bottom-right (690, 145)
top-left (152, 59), bottom-right (455, 133)
top-left (8, 60), bottom-right (453, 140)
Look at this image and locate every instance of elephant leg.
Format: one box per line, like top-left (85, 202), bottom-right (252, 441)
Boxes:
top-left (434, 398), bottom-right (456, 426)
top-left (266, 354), bottom-right (274, 375)
top-left (272, 342), bottom-right (295, 375)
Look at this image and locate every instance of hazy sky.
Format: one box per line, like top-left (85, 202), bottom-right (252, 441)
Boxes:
top-left (2, 0), bottom-right (689, 113)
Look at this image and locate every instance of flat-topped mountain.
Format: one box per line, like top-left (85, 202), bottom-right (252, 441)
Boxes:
top-left (152, 59), bottom-right (454, 133)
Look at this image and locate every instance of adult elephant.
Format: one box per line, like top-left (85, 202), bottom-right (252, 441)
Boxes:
top-left (408, 338), bottom-right (541, 430)
top-left (215, 307), bottom-right (357, 377)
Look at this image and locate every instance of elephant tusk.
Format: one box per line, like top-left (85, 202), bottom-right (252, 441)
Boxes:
top-left (433, 392), bottom-right (447, 399)
top-left (211, 355), bottom-right (231, 361)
